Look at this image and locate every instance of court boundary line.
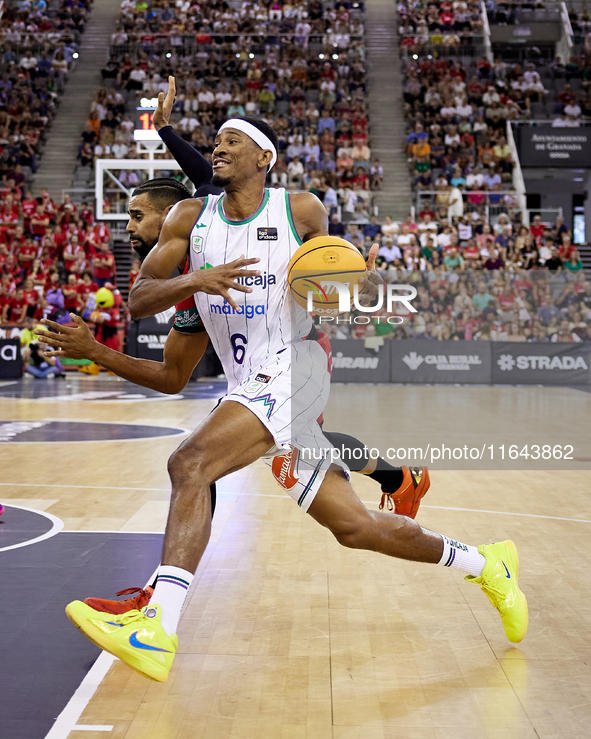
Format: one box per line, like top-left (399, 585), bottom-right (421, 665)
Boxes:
top-left (0, 505), bottom-right (64, 552)
top-left (43, 653), bottom-right (116, 739)
top-left (44, 566), bottom-right (159, 739)
top-left (3, 482), bottom-right (591, 526)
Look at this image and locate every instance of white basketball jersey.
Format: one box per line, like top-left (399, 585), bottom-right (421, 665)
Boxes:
top-left (188, 187), bottom-right (312, 392)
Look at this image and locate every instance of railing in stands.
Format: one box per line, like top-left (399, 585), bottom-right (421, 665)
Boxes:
top-left (558, 1), bottom-right (575, 63)
top-left (480, 0), bottom-right (493, 64)
top-left (415, 190), bottom-right (521, 224)
top-left (506, 121), bottom-right (527, 224)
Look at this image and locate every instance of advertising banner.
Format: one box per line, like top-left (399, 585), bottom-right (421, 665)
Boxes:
top-left (390, 340), bottom-right (492, 384)
top-left (492, 342), bottom-right (591, 385)
top-left (0, 338), bottom-right (23, 379)
top-left (127, 309), bottom-right (175, 361)
top-left (330, 339), bottom-right (390, 383)
top-left (518, 126), bottom-right (591, 167)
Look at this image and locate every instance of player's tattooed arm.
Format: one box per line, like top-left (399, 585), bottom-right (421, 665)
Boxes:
top-left (289, 192), bottom-right (329, 242)
top-left (36, 315), bottom-right (209, 394)
top-left (129, 199), bottom-right (260, 318)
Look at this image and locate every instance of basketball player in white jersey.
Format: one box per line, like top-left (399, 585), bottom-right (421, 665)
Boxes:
top-left (65, 118), bottom-right (528, 682)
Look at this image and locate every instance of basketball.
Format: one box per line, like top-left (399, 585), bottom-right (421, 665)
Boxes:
top-left (288, 235), bottom-right (366, 315)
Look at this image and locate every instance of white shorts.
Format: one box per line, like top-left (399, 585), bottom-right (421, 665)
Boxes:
top-left (222, 339), bottom-right (349, 511)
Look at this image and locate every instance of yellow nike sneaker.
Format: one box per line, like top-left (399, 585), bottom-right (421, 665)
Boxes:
top-left (65, 601), bottom-right (177, 682)
top-left (465, 540), bottom-right (528, 643)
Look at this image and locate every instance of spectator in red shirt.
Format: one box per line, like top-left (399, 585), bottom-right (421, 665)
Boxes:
top-left (79, 201), bottom-right (94, 225)
top-left (93, 242), bottom-right (116, 287)
top-left (93, 222), bottom-right (111, 244)
top-left (22, 276), bottom-right (40, 318)
top-left (57, 194), bottom-right (77, 227)
top-left (3, 252), bottom-right (23, 286)
top-left (353, 166), bottom-right (369, 190)
top-left (63, 274), bottom-right (82, 314)
top-left (77, 270), bottom-right (98, 311)
top-left (4, 287), bottom-right (28, 324)
top-left (559, 235), bottom-right (576, 261)
top-left (17, 236), bottom-right (39, 273)
top-left (22, 192), bottom-right (38, 233)
top-left (63, 236), bottom-right (86, 276)
top-left (129, 258), bottom-right (140, 292)
top-left (30, 205), bottom-right (50, 239)
top-left (529, 215), bottom-right (545, 243)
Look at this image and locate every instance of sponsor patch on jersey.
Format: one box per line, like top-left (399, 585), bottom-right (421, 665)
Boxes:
top-left (272, 446), bottom-right (300, 491)
top-left (254, 373), bottom-right (271, 384)
top-left (257, 227), bottom-right (278, 241)
top-left (192, 235), bottom-right (203, 253)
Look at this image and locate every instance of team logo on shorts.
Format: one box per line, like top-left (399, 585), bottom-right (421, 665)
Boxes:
top-left (192, 235), bottom-right (203, 253)
top-left (272, 445), bottom-right (300, 491)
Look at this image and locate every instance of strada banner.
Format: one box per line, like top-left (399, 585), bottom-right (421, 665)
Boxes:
top-left (390, 340), bottom-right (492, 383)
top-left (330, 339), bottom-right (390, 383)
top-left (492, 343), bottom-right (591, 385)
top-left (0, 338), bottom-right (23, 379)
top-left (518, 126), bottom-right (591, 167)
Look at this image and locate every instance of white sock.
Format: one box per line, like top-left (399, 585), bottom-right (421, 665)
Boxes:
top-left (151, 565), bottom-right (194, 636)
top-left (438, 535), bottom-right (486, 578)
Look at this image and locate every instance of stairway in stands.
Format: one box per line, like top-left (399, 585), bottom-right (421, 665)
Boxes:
top-left (577, 244), bottom-right (591, 279)
top-left (364, 0), bottom-right (412, 221)
top-left (113, 238), bottom-right (133, 301)
top-left (33, 0), bottom-right (122, 196)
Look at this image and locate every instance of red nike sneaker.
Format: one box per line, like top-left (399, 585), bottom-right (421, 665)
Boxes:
top-left (379, 466), bottom-right (430, 519)
top-left (84, 586), bottom-right (153, 615)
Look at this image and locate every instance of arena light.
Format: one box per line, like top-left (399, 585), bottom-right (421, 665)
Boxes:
top-left (413, 54), bottom-right (418, 59)
top-left (249, 52), bottom-right (254, 58)
top-left (319, 53), bottom-right (324, 59)
top-left (236, 53), bottom-right (240, 58)
top-left (72, 52), bottom-right (79, 59)
top-left (166, 52), bottom-right (172, 58)
top-left (332, 53), bottom-right (338, 59)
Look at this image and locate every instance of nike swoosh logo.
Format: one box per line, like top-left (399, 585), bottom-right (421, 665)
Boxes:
top-left (502, 561), bottom-right (511, 578)
top-left (106, 621), bottom-right (124, 627)
top-left (129, 631), bottom-right (172, 653)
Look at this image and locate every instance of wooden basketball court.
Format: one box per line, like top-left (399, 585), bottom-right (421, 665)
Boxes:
top-left (2, 376), bottom-right (591, 739)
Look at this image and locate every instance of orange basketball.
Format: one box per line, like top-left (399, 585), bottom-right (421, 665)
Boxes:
top-left (288, 235), bottom-right (366, 315)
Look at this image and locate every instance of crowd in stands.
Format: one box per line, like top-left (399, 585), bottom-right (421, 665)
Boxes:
top-left (326, 208), bottom-right (591, 341)
top-left (78, 0), bottom-right (380, 220)
top-left (0, 0), bottom-right (91, 183)
top-left (0, 188), bottom-right (119, 328)
top-left (398, 0), bottom-right (483, 50)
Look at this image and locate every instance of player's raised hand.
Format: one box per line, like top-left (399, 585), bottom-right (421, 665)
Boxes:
top-left (193, 256), bottom-right (261, 311)
top-left (153, 76), bottom-right (176, 131)
top-left (365, 242), bottom-right (379, 272)
top-left (35, 314), bottom-right (97, 359)
top-left (358, 242), bottom-right (383, 305)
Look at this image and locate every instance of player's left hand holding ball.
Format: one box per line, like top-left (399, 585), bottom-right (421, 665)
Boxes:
top-left (357, 243), bottom-right (382, 306)
top-left (35, 314), bottom-right (98, 360)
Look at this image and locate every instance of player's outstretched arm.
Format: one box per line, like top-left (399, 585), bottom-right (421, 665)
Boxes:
top-left (154, 76), bottom-right (214, 189)
top-left (35, 314), bottom-right (209, 395)
top-left (129, 199), bottom-right (261, 318)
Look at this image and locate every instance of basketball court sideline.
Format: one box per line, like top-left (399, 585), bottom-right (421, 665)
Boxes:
top-left (1, 375), bottom-right (591, 739)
